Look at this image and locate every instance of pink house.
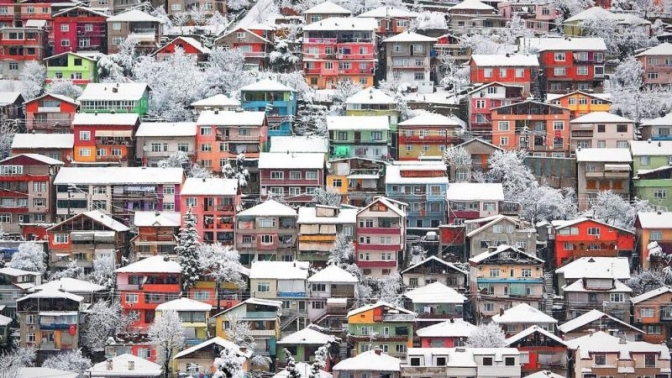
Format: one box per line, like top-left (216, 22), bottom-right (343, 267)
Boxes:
top-left (416, 319), bottom-right (477, 348)
top-left (636, 43), bottom-right (672, 86)
top-left (180, 177), bottom-right (240, 245)
top-left (498, 2), bottom-right (556, 34)
top-left (466, 82), bottom-right (525, 141)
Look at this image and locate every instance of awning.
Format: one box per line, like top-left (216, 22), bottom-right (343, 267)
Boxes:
top-left (71, 231), bottom-right (94, 241)
top-left (39, 311), bottom-right (78, 316)
top-left (604, 164), bottom-right (631, 171)
top-left (95, 130), bottom-right (133, 137)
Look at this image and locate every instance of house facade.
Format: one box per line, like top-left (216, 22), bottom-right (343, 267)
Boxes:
top-left (636, 43), bottom-right (672, 85)
top-left (553, 218), bottom-right (635, 268)
top-left (397, 113), bottom-right (463, 160)
top-left (575, 148), bottom-right (632, 212)
top-left (385, 163), bottom-right (448, 228)
top-left (181, 177), bottom-right (239, 245)
top-left (347, 303), bottom-right (415, 358)
top-left (24, 94), bottom-right (78, 133)
top-left (547, 91), bottom-right (612, 119)
top-left (631, 287), bottom-right (672, 345)
top-left (636, 212), bottom-right (672, 269)
top-left (234, 200), bottom-right (298, 264)
top-left (214, 298), bottom-right (282, 358)
top-left (505, 326), bottom-right (567, 375)
top-left (52, 6), bottom-right (108, 54)
top-left (402, 347), bottom-right (522, 378)
top-left (154, 37), bottom-right (210, 62)
top-left (107, 10), bottom-right (161, 54)
top-left (297, 206), bottom-right (357, 264)
top-left (569, 112), bottom-right (634, 151)
top-left (130, 211), bottom-right (181, 260)
top-left (156, 298), bottom-right (211, 346)
top-left (77, 83), bottom-right (150, 115)
top-left (249, 261), bottom-right (309, 324)
top-left (469, 55), bottom-right (539, 95)
top-left (327, 116), bottom-right (391, 160)
top-left (45, 52), bottom-right (99, 86)
top-left (563, 277), bottom-right (632, 322)
top-left (464, 215), bottom-right (536, 258)
top-left (355, 197), bottom-right (407, 277)
top-left (241, 80), bottom-right (297, 138)
top-left (135, 122), bottom-right (197, 167)
top-left (0, 25), bottom-right (48, 79)
top-left (326, 157), bottom-right (386, 207)
top-left (215, 26), bottom-right (274, 70)
top-left (0, 267), bottom-right (42, 318)
top-left (72, 113), bottom-right (139, 165)
top-left (631, 141), bottom-right (672, 211)
top-left (400, 256), bottom-right (467, 291)
top-left (306, 265), bottom-right (357, 326)
top-left (445, 183), bottom-right (505, 225)
top-left (382, 32), bottom-right (436, 94)
top-left (467, 82), bottom-right (525, 141)
top-left (258, 152), bottom-right (325, 204)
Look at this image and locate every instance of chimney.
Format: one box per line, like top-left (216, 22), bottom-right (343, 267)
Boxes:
top-left (128, 360), bottom-right (135, 371)
top-left (163, 256), bottom-right (170, 262)
top-left (107, 359), bottom-right (113, 371)
top-left (499, 307), bottom-right (505, 316)
top-left (112, 87), bottom-right (118, 93)
top-left (374, 348), bottom-right (382, 355)
top-left (619, 336), bottom-right (627, 344)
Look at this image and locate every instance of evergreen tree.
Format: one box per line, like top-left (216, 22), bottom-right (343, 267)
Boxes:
top-left (284, 349), bottom-right (301, 378)
top-left (176, 208), bottom-right (201, 293)
top-left (309, 343), bottom-right (330, 378)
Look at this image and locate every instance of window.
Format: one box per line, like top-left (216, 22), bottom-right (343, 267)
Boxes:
top-left (33, 198), bottom-right (45, 207)
top-left (26, 314), bottom-right (35, 324)
top-left (271, 171), bottom-right (283, 180)
top-left (54, 233), bottom-right (68, 244)
top-left (554, 67), bottom-right (566, 76)
top-left (79, 131), bottom-right (90, 141)
top-left (587, 227), bottom-right (600, 236)
top-left (498, 121), bottom-right (510, 131)
top-left (178, 143), bottom-right (189, 152)
top-left (414, 72), bottom-right (425, 81)
top-left (483, 357), bottom-right (493, 366)
top-left (577, 66), bottom-right (588, 75)
top-left (484, 68), bottom-right (492, 78)
top-left (261, 235), bottom-right (274, 244)
top-left (60, 24), bottom-right (69, 32)
top-left (655, 189), bottom-right (667, 199)
top-left (125, 293), bottom-right (139, 303)
top-left (648, 72), bottom-right (659, 80)
top-left (594, 353), bottom-right (606, 365)
top-left (515, 68), bottom-right (524, 78)
top-left (257, 282), bottom-right (270, 292)
top-left (305, 171), bottom-right (318, 180)
top-left (522, 268), bottom-right (532, 277)
top-left (553, 121), bottom-right (564, 130)
top-left (647, 325), bottom-right (663, 335)
top-left (500, 137), bottom-right (509, 147)
top-left (554, 52), bottom-right (565, 61)
top-left (85, 24), bottom-right (93, 32)
top-left (112, 22), bottom-right (121, 30)
top-left (610, 293), bottom-right (624, 302)
top-left (499, 68), bottom-right (507, 77)
top-left (8, 63), bottom-right (18, 71)
top-left (371, 131), bottom-right (383, 141)
top-left (651, 231), bottom-right (663, 241)
top-left (289, 171), bottom-right (301, 180)
top-left (646, 354), bottom-right (656, 368)
top-left (640, 156), bottom-right (651, 165)
top-left (489, 268), bottom-right (500, 277)
top-left (200, 127), bottom-right (211, 136)
top-left (617, 124), bottom-right (628, 133)
top-left (505, 357), bottom-right (516, 366)
top-left (616, 141), bottom-right (629, 148)
top-left (641, 308), bottom-right (655, 318)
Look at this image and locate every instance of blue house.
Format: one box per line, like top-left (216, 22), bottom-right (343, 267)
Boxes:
top-left (385, 162), bottom-right (449, 228)
top-left (240, 79), bottom-right (297, 138)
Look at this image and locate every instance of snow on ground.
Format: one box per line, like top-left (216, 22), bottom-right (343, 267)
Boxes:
top-left (237, 0), bottom-right (280, 28)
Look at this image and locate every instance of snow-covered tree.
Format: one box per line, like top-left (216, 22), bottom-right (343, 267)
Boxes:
top-left (227, 0), bottom-right (250, 11)
top-left (549, 0), bottom-right (593, 25)
top-left (502, 13), bottom-right (534, 45)
top-left (488, 150), bottom-right (536, 200)
top-left (176, 208), bottom-right (201, 292)
top-left (8, 242), bottom-right (46, 274)
top-left (460, 34), bottom-right (508, 55)
top-left (213, 344), bottom-right (245, 378)
top-left (627, 269), bottom-right (667, 296)
top-left (411, 11), bottom-right (447, 30)
top-left (173, 12), bottom-right (190, 29)
top-left (0, 345), bottom-right (36, 378)
top-left (328, 232), bottom-right (355, 267)
top-left (591, 191), bottom-right (654, 231)
top-left (224, 315), bottom-right (255, 348)
top-left (0, 120), bottom-right (20, 158)
top-left (378, 272), bottom-right (403, 305)
top-left (331, 80), bottom-right (362, 115)
top-left (209, 11), bottom-right (229, 29)
top-left (42, 349), bottom-right (92, 378)
top-left (284, 349), bottom-right (302, 378)
top-left (189, 5), bottom-right (208, 25)
top-left (98, 38), bottom-right (138, 82)
top-left (150, 6), bottom-right (172, 31)
top-left (466, 322), bottom-right (507, 348)
top-left (85, 300), bottom-right (129, 351)
top-left (158, 151), bottom-right (190, 170)
top-left (19, 62), bottom-right (46, 101)
top-left (199, 47), bottom-right (251, 98)
top-left (312, 186), bottom-right (342, 207)
top-left (443, 145), bottom-right (473, 181)
top-left (89, 254), bottom-right (116, 289)
top-left (295, 103), bottom-right (328, 136)
top-left (222, 154), bottom-right (250, 188)
top-left (49, 260), bottom-right (84, 280)
top-left (199, 243), bottom-right (247, 311)
top-left (581, 16), bottom-right (655, 58)
top-left (49, 80), bottom-right (84, 99)
top-left (613, 56), bottom-right (644, 89)
top-left (309, 343), bottom-right (330, 378)
top-left (149, 309), bottom-right (186, 378)
top-left (409, 245), bottom-right (427, 266)
top-left (269, 39), bottom-right (300, 73)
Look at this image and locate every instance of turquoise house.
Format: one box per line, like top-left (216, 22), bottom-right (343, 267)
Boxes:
top-left (241, 79), bottom-right (297, 138)
top-left (326, 115), bottom-right (391, 159)
top-left (385, 163), bottom-right (449, 228)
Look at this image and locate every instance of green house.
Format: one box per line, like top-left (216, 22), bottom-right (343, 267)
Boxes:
top-left (347, 302), bottom-right (415, 359)
top-left (44, 52), bottom-right (100, 86)
top-left (77, 82), bottom-right (150, 116)
top-left (276, 326), bottom-right (336, 368)
top-left (631, 140), bottom-right (672, 210)
top-left (326, 115), bottom-right (391, 159)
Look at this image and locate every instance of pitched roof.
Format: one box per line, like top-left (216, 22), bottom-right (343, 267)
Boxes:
top-left (636, 42), bottom-right (672, 56)
top-left (269, 136), bottom-right (329, 153)
top-left (19, 368), bottom-right (78, 378)
top-left (237, 200), bottom-right (297, 217)
top-left (415, 319), bottom-right (477, 338)
top-left (347, 301), bottom-right (414, 318)
top-left (545, 90), bottom-right (612, 103)
top-left (307, 264), bottom-right (358, 283)
top-left (250, 261), bottom-right (309, 280)
top-left (11, 133), bottom-right (74, 149)
top-left (562, 277), bottom-right (632, 293)
top-left (0, 153), bottom-right (64, 166)
top-left (156, 297), bottom-right (212, 311)
top-left (72, 113), bottom-right (139, 126)
top-left (469, 244), bottom-right (544, 264)
top-left (385, 164), bottom-right (448, 185)
top-left (0, 92), bottom-right (22, 105)
top-left (54, 167), bottom-right (184, 185)
top-left (631, 286), bottom-right (672, 304)
top-left (107, 9), bottom-right (160, 22)
top-left (212, 297), bottom-right (282, 318)
top-left (333, 350), bottom-right (401, 372)
top-left (471, 54), bottom-right (539, 67)
top-left (29, 278), bottom-right (106, 294)
top-left (133, 211), bottom-right (181, 227)
top-left (358, 6), bottom-right (419, 18)
top-left (298, 207), bottom-right (357, 226)
top-left (558, 309), bottom-right (644, 334)
top-left (0, 267), bottom-right (41, 277)
top-left (492, 303), bottom-right (557, 324)
top-left (48, 210), bottom-right (129, 232)
top-left (305, 1), bottom-right (351, 14)
top-left (326, 115), bottom-right (390, 131)
top-left (555, 257), bottom-right (631, 279)
top-left (564, 331), bottom-right (669, 360)
top-left (23, 92), bottom-right (78, 105)
top-left (519, 37), bottom-right (608, 52)
top-left (258, 152), bottom-right (325, 169)
top-left (450, 0), bottom-right (496, 10)
top-left (277, 326), bottom-right (336, 345)
top-left (174, 337), bottom-right (252, 359)
top-left (505, 325), bottom-right (566, 346)
top-left (345, 88), bottom-right (396, 105)
top-left (564, 6), bottom-right (615, 22)
top-left (630, 140), bottom-right (672, 156)
top-left (575, 148), bottom-right (632, 163)
top-left (115, 255), bottom-right (181, 274)
top-left (89, 354), bottom-right (162, 376)
top-left (636, 211), bottom-right (672, 229)
top-left (398, 113), bottom-right (463, 127)
top-left (196, 110), bottom-right (266, 126)
top-left (159, 36), bottom-right (210, 54)
top-left (241, 79), bottom-right (295, 92)
top-left (17, 288), bottom-right (83, 302)
top-left (403, 282), bottom-right (467, 304)
top-left (383, 31), bottom-right (436, 43)
top-left (135, 122), bottom-right (197, 137)
top-left (570, 111), bottom-right (633, 124)
top-left (446, 183), bottom-right (504, 201)
top-left (400, 255), bottom-right (467, 275)
top-left (274, 363), bottom-right (332, 378)
top-left (551, 217), bottom-right (633, 235)
top-left (78, 83), bottom-right (148, 101)
top-left (181, 177), bottom-right (238, 196)
top-left (358, 196), bottom-right (406, 217)
top-left (190, 94), bottom-right (241, 108)
top-left (642, 112), bottom-right (672, 126)
top-left (453, 137), bottom-right (503, 151)
top-left (524, 371), bottom-right (566, 378)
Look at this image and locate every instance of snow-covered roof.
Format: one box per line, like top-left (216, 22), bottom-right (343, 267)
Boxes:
top-left (135, 122), bottom-right (196, 137)
top-left (89, 354), bottom-right (162, 377)
top-left (181, 177), bottom-right (238, 196)
top-left (197, 110), bottom-right (266, 126)
top-left (575, 148), bottom-right (632, 163)
top-left (415, 319), bottom-right (477, 338)
top-left (398, 113), bottom-right (462, 127)
top-left (630, 140), bottom-right (672, 156)
top-left (258, 152), bottom-right (325, 169)
top-left (492, 303), bottom-right (557, 324)
top-left (49, 210), bottom-right (130, 232)
top-left (385, 164), bottom-right (448, 185)
top-left (407, 347), bottom-right (519, 367)
top-left (570, 111), bottom-right (633, 124)
top-left (636, 42), bottom-right (672, 57)
top-left (107, 9), bottom-right (160, 22)
top-left (0, 153), bottom-right (64, 166)
top-left (631, 286), bottom-right (672, 304)
top-left (642, 112), bottom-right (672, 126)
top-left (383, 31), bottom-right (436, 43)
top-left (0, 92), bottom-right (21, 105)
top-left (237, 200), bottom-right (297, 217)
top-left (17, 288), bottom-right (83, 302)
top-left (175, 337), bottom-right (253, 359)
top-left (358, 6), bottom-right (419, 18)
top-left (326, 115), bottom-right (390, 131)
top-left (278, 326), bottom-right (336, 345)
top-left (524, 371), bottom-right (566, 378)
top-left (305, 1), bottom-right (351, 14)
top-left (345, 88), bottom-right (396, 104)
top-left (11, 133), bottom-right (74, 149)
top-left (347, 301), bottom-right (414, 318)
top-left (133, 211), bottom-right (181, 227)
top-left (403, 282), bottom-right (467, 304)
top-left (555, 257), bottom-right (631, 279)
top-left (156, 297), bottom-right (212, 312)
top-left (72, 112), bottom-right (138, 126)
top-left (333, 350), bottom-right (401, 372)
top-left (471, 54), bottom-right (539, 67)
top-left (637, 211), bottom-right (672, 229)
top-left (546, 90), bottom-right (612, 103)
top-left (519, 37), bottom-right (608, 52)
top-left (559, 309), bottom-right (643, 334)
top-left (564, 6), bottom-right (615, 22)
top-left (469, 244), bottom-right (544, 264)
top-left (19, 368), bottom-right (78, 378)
top-left (115, 255), bottom-right (181, 274)
top-left (465, 215), bottom-right (531, 238)
top-left (564, 331), bottom-right (669, 360)
top-left (400, 255), bottom-right (467, 275)
top-left (297, 207), bottom-right (357, 225)
top-left (274, 363), bottom-right (332, 378)
top-left (23, 92), bottom-right (77, 105)
top-left (358, 197), bottom-right (407, 217)
top-left (551, 217), bottom-right (633, 235)
top-left (30, 278), bottom-right (106, 294)
top-left (161, 36), bottom-right (210, 54)
top-left (241, 79), bottom-right (295, 92)
top-left (505, 325), bottom-right (565, 346)
top-left (249, 261), bottom-right (309, 280)
top-left (0, 267), bottom-right (41, 277)
top-left (190, 94), bottom-right (241, 107)
top-left (304, 16), bottom-right (377, 32)
top-left (54, 167), bottom-right (184, 185)
top-left (78, 83), bottom-right (148, 101)
top-left (563, 278), bottom-right (632, 293)
top-left (307, 265), bottom-right (358, 283)
top-left (450, 0), bottom-right (496, 11)
top-left (269, 136), bottom-right (329, 154)
top-left (446, 183), bottom-right (504, 201)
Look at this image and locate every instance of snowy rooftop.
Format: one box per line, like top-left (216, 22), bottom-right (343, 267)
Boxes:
top-left (358, 6), bottom-right (419, 18)
top-left (191, 94), bottom-right (241, 107)
top-left (156, 297), bottom-right (212, 312)
top-left (415, 319), bottom-right (476, 338)
top-left (0, 92), bottom-right (21, 105)
top-left (17, 288), bottom-right (83, 302)
top-left (237, 200), bottom-right (297, 217)
top-left (181, 177), bottom-right (238, 196)
top-left (403, 282), bottom-right (467, 304)
top-left (304, 17), bottom-right (378, 31)
top-left (558, 309), bottom-right (643, 334)
top-left (564, 6), bottom-right (615, 22)
top-left (175, 337), bottom-right (253, 360)
top-left (54, 167), bottom-right (184, 185)
top-left (636, 42), bottom-right (672, 56)
top-left (297, 207), bottom-right (357, 226)
top-left (258, 152), bottom-right (325, 169)
top-left (575, 148), bottom-right (632, 163)
top-left (107, 9), bottom-right (160, 22)
top-left (631, 286), bottom-right (672, 304)
top-left (269, 136), bottom-right (329, 154)
top-left (546, 91), bottom-right (612, 103)
top-left (24, 92), bottom-right (78, 105)
top-left (630, 140), bottom-right (672, 156)
top-left (570, 111), bottom-right (633, 124)
top-left (555, 257), bottom-right (630, 279)
top-left (359, 197), bottom-right (407, 217)
top-left (492, 303), bottom-right (557, 324)
top-left (197, 110), bottom-right (266, 126)
top-left (78, 83), bottom-right (148, 101)
top-left (241, 79), bottom-right (295, 92)
top-left (524, 371), bottom-right (566, 378)
top-left (446, 183), bottom-right (504, 201)
top-left (383, 31), bottom-right (436, 43)
top-left (72, 113), bottom-right (139, 126)
top-left (162, 36), bottom-right (210, 54)
top-left (562, 278), bottom-right (632, 293)
top-left (407, 347), bottom-right (519, 367)
top-left (326, 115), bottom-right (390, 131)
top-left (642, 112), bottom-right (672, 126)
top-left (250, 261), bottom-right (309, 280)
top-left (551, 217), bottom-right (632, 235)
top-left (519, 37), bottom-right (608, 52)
top-left (400, 256), bottom-right (467, 275)
top-left (466, 215), bottom-right (530, 238)
top-left (57, 210), bottom-right (130, 232)
top-left (347, 301), bottom-right (414, 318)
top-left (115, 255), bottom-right (181, 274)
top-left (385, 164), bottom-right (448, 185)
top-left (333, 350), bottom-right (401, 371)
top-left (564, 331), bottom-right (669, 359)
top-left (398, 113), bottom-right (463, 127)
top-left (450, 0), bottom-right (496, 11)
top-left (469, 245), bottom-right (543, 264)
top-left (471, 54), bottom-right (539, 67)
top-left (636, 211), bottom-right (672, 229)
top-left (274, 363), bottom-right (332, 378)
top-left (20, 368), bottom-right (77, 378)
top-left (304, 1), bottom-right (351, 14)
top-left (30, 277), bottom-right (106, 294)
top-left (135, 122), bottom-right (197, 137)
top-left (278, 326), bottom-right (336, 345)
top-left (346, 88), bottom-right (396, 105)
top-left (11, 133), bottom-right (74, 149)
top-left (505, 325), bottom-right (565, 346)
top-left (0, 153), bottom-right (63, 166)
top-left (133, 211), bottom-right (181, 227)
top-left (0, 267), bottom-right (41, 277)
top-left (307, 264), bottom-right (358, 283)
top-left (89, 354), bottom-right (162, 377)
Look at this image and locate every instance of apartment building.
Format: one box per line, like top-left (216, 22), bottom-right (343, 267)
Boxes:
top-left (180, 177), bottom-right (240, 245)
top-left (547, 91), bottom-right (612, 119)
top-left (355, 197), bottom-right (407, 277)
top-left (234, 200), bottom-right (297, 264)
top-left (445, 183), bottom-right (505, 225)
top-left (213, 298), bottom-right (282, 358)
top-left (135, 122), bottom-right (197, 167)
top-left (402, 347), bottom-right (522, 378)
top-left (385, 163), bottom-right (448, 228)
top-left (347, 302), bottom-right (415, 358)
top-left (397, 113), bottom-right (463, 160)
top-left (0, 24), bottom-right (48, 79)
top-left (249, 261), bottom-right (309, 321)
top-left (0, 267), bottom-right (42, 318)
top-left (382, 32), bottom-right (436, 94)
top-left (297, 205), bottom-right (357, 264)
top-left (306, 265), bottom-right (357, 326)
top-left (569, 112), bottom-right (634, 151)
top-left (258, 152), bottom-right (325, 204)
top-left (357, 6), bottom-right (418, 36)
top-left (327, 116), bottom-right (390, 160)
top-left (304, 1), bottom-right (351, 23)
top-left (467, 82), bottom-right (525, 140)
top-left (241, 80), bottom-right (297, 138)
top-left (72, 112), bottom-right (139, 165)
top-left (107, 10), bottom-right (161, 54)
top-left (215, 26), bottom-right (274, 70)
top-left (400, 256), bottom-right (467, 290)
top-left (552, 218), bottom-right (635, 268)
top-left (464, 215), bottom-right (536, 258)
top-left (469, 54), bottom-right (539, 95)
top-left (576, 148), bottom-right (632, 212)
top-left (326, 157), bottom-right (387, 207)
top-left (636, 42), bottom-right (672, 86)
top-left (131, 211), bottom-right (181, 260)
top-left (631, 140), bottom-right (672, 211)
top-left (52, 6), bottom-right (108, 55)
top-left (631, 287), bottom-right (672, 345)
top-left (23, 93), bottom-right (78, 134)
top-left (77, 83), bottom-right (150, 116)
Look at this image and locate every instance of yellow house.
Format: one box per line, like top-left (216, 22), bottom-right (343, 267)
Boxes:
top-left (547, 91), bottom-right (611, 119)
top-left (156, 298), bottom-right (212, 346)
top-left (636, 212), bottom-right (672, 269)
top-left (326, 157), bottom-right (387, 207)
top-left (173, 336), bottom-right (253, 376)
top-left (345, 88), bottom-right (400, 131)
top-left (397, 113), bottom-right (464, 160)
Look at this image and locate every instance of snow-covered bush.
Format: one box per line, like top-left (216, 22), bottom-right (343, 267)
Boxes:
top-left (176, 208), bottom-right (201, 292)
top-left (466, 322), bottom-right (507, 348)
top-left (312, 187), bottom-right (342, 207)
top-left (42, 349), bottom-right (91, 378)
top-left (19, 62), bottom-right (46, 100)
top-left (8, 242), bottom-right (46, 274)
top-left (149, 310), bottom-right (186, 377)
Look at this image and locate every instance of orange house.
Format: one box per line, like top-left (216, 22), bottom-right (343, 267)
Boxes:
top-left (553, 218), bottom-right (635, 268)
top-left (469, 54), bottom-right (539, 95)
top-left (547, 90), bottom-right (612, 119)
top-left (490, 100), bottom-right (571, 157)
top-left (24, 93), bottom-right (78, 133)
top-left (72, 112), bottom-right (139, 165)
top-left (631, 287), bottom-right (672, 344)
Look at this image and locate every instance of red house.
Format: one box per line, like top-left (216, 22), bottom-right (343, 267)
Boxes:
top-left (258, 152), bottom-right (325, 205)
top-left (553, 217), bottom-right (635, 268)
top-left (154, 36), bottom-right (210, 63)
top-left (24, 93), bottom-right (78, 133)
top-left (52, 5), bottom-right (108, 54)
top-left (0, 0), bottom-right (13, 28)
top-left (467, 82), bottom-right (525, 139)
top-left (505, 326), bottom-right (568, 374)
top-left (11, 133), bottom-right (74, 165)
top-left (0, 25), bottom-right (49, 79)
top-left (72, 113), bottom-right (140, 165)
top-left (115, 255), bottom-right (181, 334)
top-left (416, 318), bottom-right (476, 348)
top-left (469, 54), bottom-right (539, 95)
top-left (215, 26), bottom-right (273, 69)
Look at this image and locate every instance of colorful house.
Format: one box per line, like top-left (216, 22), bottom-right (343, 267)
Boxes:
top-left (215, 26), bottom-right (274, 70)
top-left (130, 211), bottom-right (181, 260)
top-left (468, 55), bottom-right (539, 96)
top-left (355, 197), bottom-right (407, 277)
top-left (400, 255), bottom-right (467, 290)
top-left (45, 52), bottom-right (99, 86)
top-left (302, 17), bottom-right (378, 89)
top-left (467, 82), bottom-right (525, 139)
top-left (333, 350), bottom-right (400, 378)
top-left (115, 256), bottom-right (181, 334)
top-left (0, 25), bottom-right (48, 79)
top-left (234, 200), bottom-right (297, 264)
top-left (568, 112), bottom-right (634, 150)
top-left (464, 215), bottom-right (535, 258)
top-left (326, 157), bottom-right (386, 207)
top-left (107, 10), bottom-right (162, 54)
top-left (306, 264), bottom-right (357, 326)
top-left (397, 113), bottom-right (463, 160)
top-left (23, 93), bottom-right (78, 133)
top-left (250, 261), bottom-right (309, 323)
top-left (77, 83), bottom-right (150, 115)
top-left (636, 212), bottom-right (672, 269)
top-left (0, 92), bottom-right (24, 121)
top-left (297, 206), bottom-right (357, 264)
top-left (575, 148), bottom-right (632, 212)
top-left (258, 152), bottom-right (325, 204)
top-left (416, 319), bottom-right (476, 348)
top-left (173, 337), bottom-right (252, 377)
top-left (558, 309), bottom-right (644, 341)
top-left (445, 183), bottom-right (505, 225)
top-left (492, 303), bottom-right (558, 336)
top-left (640, 113), bottom-right (672, 141)
top-left (504, 326), bottom-right (567, 375)
top-left (135, 122), bottom-right (197, 167)
top-left (345, 88), bottom-right (399, 131)
top-left (29, 277), bottom-right (106, 304)
top-left (213, 298), bottom-right (282, 358)
top-left (562, 276), bottom-right (632, 322)
top-left (72, 113), bottom-right (140, 165)
top-left (327, 116), bottom-right (390, 160)
top-left (304, 1), bottom-right (351, 24)
top-left (435, 34), bottom-right (471, 65)
top-left (552, 218), bottom-right (635, 268)
top-left (631, 141), bottom-right (672, 211)
top-left (448, 0), bottom-right (505, 34)
top-left (0, 267), bottom-right (42, 318)
top-left (402, 282), bottom-right (467, 320)
top-left (154, 36), bottom-right (210, 62)
top-left (636, 43), bottom-right (672, 86)
top-left (382, 32), bottom-right (436, 94)
top-left (276, 326), bottom-right (336, 368)
top-left (241, 80), bottom-right (297, 138)
top-left (554, 257), bottom-right (631, 296)
top-left (156, 298), bottom-right (211, 346)
top-left (445, 138), bottom-right (502, 182)
top-left (180, 177), bottom-right (240, 245)
top-left (357, 6), bottom-right (418, 36)
top-left (347, 302), bottom-right (415, 358)
top-left (191, 94), bottom-right (241, 114)
top-left (547, 91), bottom-right (612, 119)
top-left (52, 5), bottom-right (108, 54)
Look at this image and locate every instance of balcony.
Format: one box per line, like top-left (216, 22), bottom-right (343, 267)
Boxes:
top-left (400, 134), bottom-right (450, 142)
top-left (243, 52), bottom-right (268, 58)
top-left (358, 227), bottom-right (402, 235)
top-left (277, 291), bottom-right (306, 298)
top-left (571, 130), bottom-right (594, 138)
top-left (245, 311), bottom-right (278, 320)
top-left (215, 130), bottom-right (260, 142)
top-left (249, 329), bottom-right (276, 337)
top-left (356, 260), bottom-right (397, 268)
top-left (37, 106), bottom-right (61, 113)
